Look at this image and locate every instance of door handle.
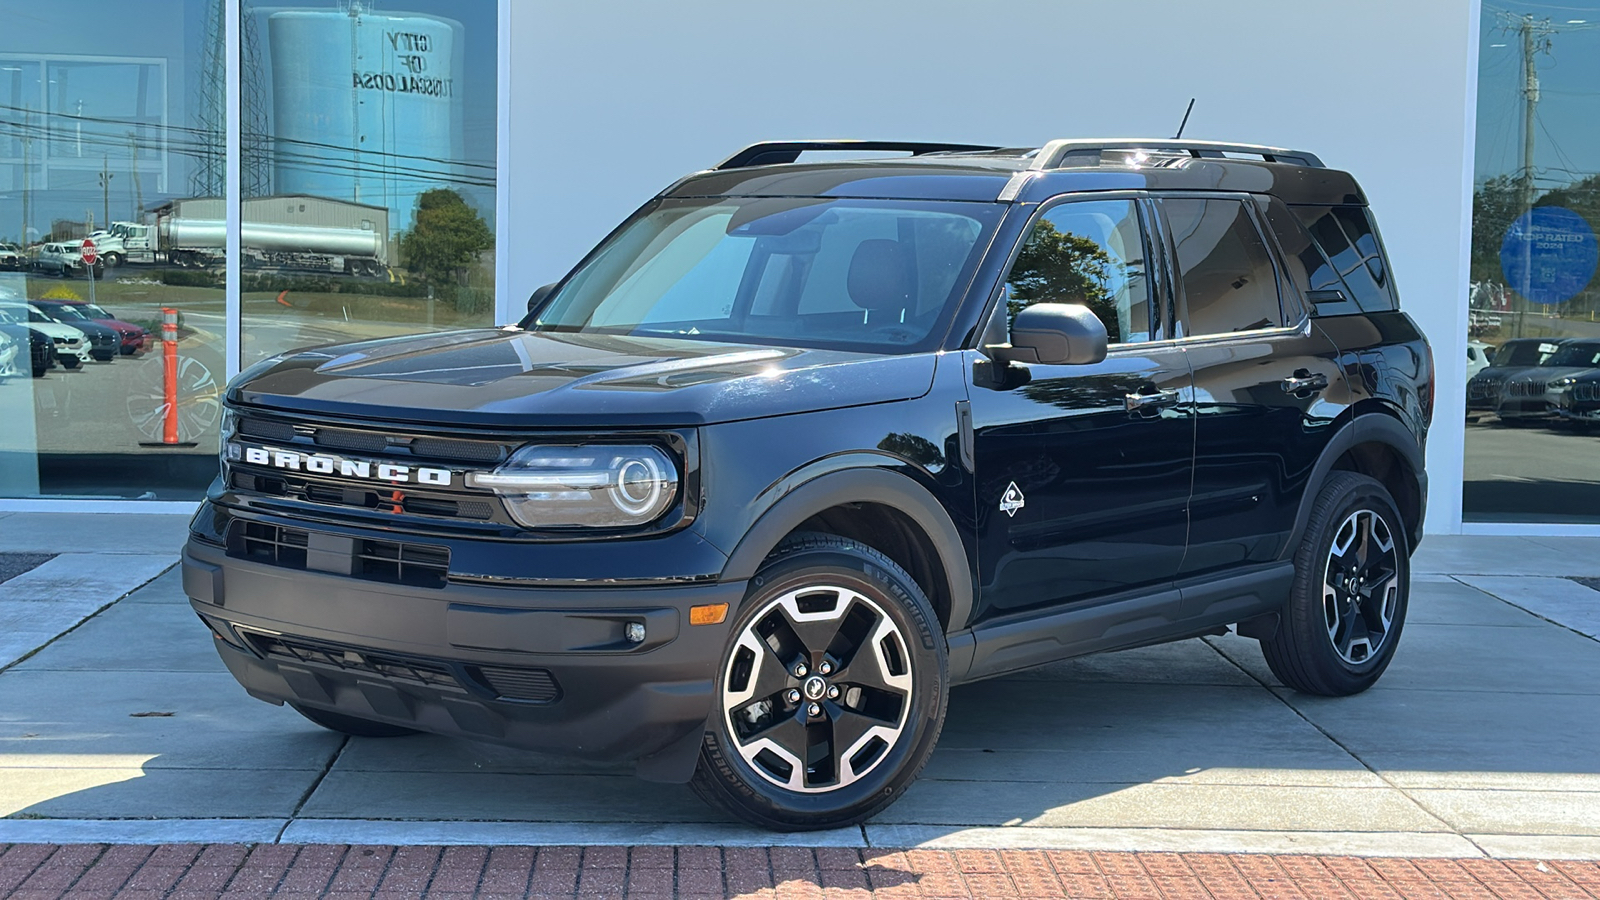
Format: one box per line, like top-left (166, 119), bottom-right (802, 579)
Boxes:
top-left (1125, 388), bottom-right (1181, 412)
top-left (1280, 372), bottom-right (1330, 395)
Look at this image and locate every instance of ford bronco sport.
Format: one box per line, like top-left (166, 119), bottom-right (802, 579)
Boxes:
top-left (184, 139), bottom-right (1432, 831)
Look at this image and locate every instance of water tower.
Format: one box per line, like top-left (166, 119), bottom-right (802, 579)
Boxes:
top-left (266, 2), bottom-right (464, 228)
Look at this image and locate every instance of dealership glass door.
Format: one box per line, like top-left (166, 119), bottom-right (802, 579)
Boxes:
top-left (1468, 3), bottom-right (1600, 522)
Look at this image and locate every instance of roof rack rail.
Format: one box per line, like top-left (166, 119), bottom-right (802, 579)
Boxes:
top-left (1030, 139), bottom-right (1324, 170)
top-left (714, 140), bottom-right (1002, 170)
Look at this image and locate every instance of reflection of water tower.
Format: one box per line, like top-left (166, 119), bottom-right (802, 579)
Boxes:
top-left (267, 2), bottom-right (464, 228)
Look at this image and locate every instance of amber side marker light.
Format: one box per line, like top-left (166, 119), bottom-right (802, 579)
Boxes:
top-left (690, 603), bottom-right (729, 626)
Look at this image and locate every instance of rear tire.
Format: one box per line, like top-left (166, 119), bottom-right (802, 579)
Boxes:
top-left (1261, 472), bottom-right (1409, 696)
top-left (290, 703), bottom-right (419, 738)
top-left (690, 532), bottom-right (947, 831)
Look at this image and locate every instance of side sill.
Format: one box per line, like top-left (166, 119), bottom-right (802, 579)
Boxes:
top-left (956, 562), bottom-right (1293, 684)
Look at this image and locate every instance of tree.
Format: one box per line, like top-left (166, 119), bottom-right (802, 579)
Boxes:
top-left (1005, 220), bottom-right (1122, 337)
top-left (398, 189), bottom-right (493, 309)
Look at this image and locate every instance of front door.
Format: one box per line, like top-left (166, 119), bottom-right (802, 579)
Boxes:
top-left (968, 196), bottom-right (1195, 621)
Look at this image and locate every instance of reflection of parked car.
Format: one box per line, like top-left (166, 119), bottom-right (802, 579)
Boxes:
top-left (0, 242), bottom-right (23, 271)
top-left (1556, 368), bottom-right (1600, 430)
top-left (1499, 339), bottom-right (1600, 424)
top-left (32, 300), bottom-right (121, 362)
top-left (0, 302), bottom-right (88, 368)
top-left (1466, 337), bottom-right (1566, 415)
top-left (48, 300), bottom-right (149, 355)
top-left (33, 242), bottom-right (87, 277)
top-left (0, 322), bottom-right (19, 377)
top-left (0, 304), bottom-right (58, 376)
top-left (1466, 340), bottom-right (1493, 381)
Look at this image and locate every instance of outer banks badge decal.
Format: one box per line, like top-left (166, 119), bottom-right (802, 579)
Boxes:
top-left (1000, 482), bottom-right (1026, 517)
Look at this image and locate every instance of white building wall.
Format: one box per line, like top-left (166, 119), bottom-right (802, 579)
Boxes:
top-left (504, 0), bottom-right (1480, 534)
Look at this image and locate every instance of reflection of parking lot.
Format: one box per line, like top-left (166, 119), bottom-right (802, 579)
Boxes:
top-left (19, 311), bottom-right (451, 498)
top-left (1465, 416), bottom-right (1600, 522)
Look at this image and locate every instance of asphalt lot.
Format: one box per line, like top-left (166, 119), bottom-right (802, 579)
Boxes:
top-left (1464, 415), bottom-right (1600, 522)
top-left (2, 513), bottom-right (1600, 857)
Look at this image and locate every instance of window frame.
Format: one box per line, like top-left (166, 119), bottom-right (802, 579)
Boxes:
top-left (974, 190), bottom-right (1174, 357)
top-left (1151, 191), bottom-right (1310, 346)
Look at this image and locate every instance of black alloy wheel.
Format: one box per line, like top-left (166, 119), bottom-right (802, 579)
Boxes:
top-left (1261, 471), bottom-right (1410, 696)
top-left (691, 532), bottom-right (947, 831)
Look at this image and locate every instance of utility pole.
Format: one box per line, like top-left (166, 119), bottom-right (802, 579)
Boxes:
top-left (128, 132), bottom-right (144, 221)
top-left (98, 155), bottom-right (114, 230)
top-left (1507, 12), bottom-right (1555, 337)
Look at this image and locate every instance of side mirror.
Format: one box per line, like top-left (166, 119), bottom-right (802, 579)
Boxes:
top-left (991, 303), bottom-right (1108, 366)
top-left (526, 282), bottom-right (558, 314)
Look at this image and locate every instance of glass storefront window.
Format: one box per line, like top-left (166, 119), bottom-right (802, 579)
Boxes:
top-left (0, 0), bottom-right (498, 501)
top-left (1467, 4), bottom-right (1600, 522)
top-left (0, 0), bottom-right (226, 499)
top-left (239, 0), bottom-right (498, 368)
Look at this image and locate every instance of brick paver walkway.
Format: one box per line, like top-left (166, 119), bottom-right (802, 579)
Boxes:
top-left (2, 844), bottom-right (1598, 899)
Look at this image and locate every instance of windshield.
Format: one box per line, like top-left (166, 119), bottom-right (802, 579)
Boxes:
top-left (1496, 340), bottom-right (1561, 367)
top-left (1547, 342), bottom-right (1600, 368)
top-left (526, 197), bottom-right (1002, 353)
top-left (41, 304), bottom-right (87, 321)
top-left (80, 304), bottom-right (112, 319)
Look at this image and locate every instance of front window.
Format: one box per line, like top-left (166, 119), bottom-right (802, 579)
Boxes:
top-left (527, 197), bottom-right (1002, 353)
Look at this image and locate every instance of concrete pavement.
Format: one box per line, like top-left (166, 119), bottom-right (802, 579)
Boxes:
top-left (3, 513), bottom-right (1600, 858)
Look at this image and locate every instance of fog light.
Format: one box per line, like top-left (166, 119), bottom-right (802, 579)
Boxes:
top-left (625, 622), bottom-right (646, 644)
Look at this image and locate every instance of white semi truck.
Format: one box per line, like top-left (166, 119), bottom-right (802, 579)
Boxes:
top-left (90, 195), bottom-right (390, 277)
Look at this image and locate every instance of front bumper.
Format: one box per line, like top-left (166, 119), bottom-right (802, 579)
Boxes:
top-left (183, 525), bottom-right (744, 775)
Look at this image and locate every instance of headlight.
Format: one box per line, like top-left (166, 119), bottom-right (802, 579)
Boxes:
top-left (469, 444), bottom-right (679, 529)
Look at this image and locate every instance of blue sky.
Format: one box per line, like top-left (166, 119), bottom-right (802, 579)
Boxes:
top-left (1476, 0), bottom-right (1600, 189)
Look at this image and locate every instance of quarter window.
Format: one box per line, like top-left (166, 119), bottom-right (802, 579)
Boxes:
top-left (1162, 198), bottom-right (1285, 336)
top-left (1001, 199), bottom-right (1152, 345)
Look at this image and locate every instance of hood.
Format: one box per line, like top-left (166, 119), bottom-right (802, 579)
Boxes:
top-left (91, 317), bottom-right (144, 336)
top-left (25, 321), bottom-right (83, 341)
top-left (1470, 365), bottom-right (1542, 386)
top-left (228, 328), bottom-right (939, 428)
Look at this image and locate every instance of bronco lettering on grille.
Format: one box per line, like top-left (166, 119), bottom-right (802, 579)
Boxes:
top-left (238, 445), bottom-right (454, 487)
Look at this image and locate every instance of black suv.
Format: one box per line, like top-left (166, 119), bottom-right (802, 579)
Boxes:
top-left (184, 139), bottom-right (1432, 831)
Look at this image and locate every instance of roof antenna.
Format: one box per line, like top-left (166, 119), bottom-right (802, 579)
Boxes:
top-left (1173, 98), bottom-right (1196, 140)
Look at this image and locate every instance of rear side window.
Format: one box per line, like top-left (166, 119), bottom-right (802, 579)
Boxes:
top-left (1291, 204), bottom-right (1397, 314)
top-left (1160, 197), bottom-right (1284, 336)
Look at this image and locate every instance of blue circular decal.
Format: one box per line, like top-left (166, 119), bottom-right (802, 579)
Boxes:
top-left (1500, 206), bottom-right (1599, 305)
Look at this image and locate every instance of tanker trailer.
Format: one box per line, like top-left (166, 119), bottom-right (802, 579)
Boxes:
top-left (154, 196), bottom-right (390, 277)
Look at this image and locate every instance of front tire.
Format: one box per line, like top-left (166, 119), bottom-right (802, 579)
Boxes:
top-left (690, 532), bottom-right (947, 831)
top-left (1261, 472), bottom-right (1409, 696)
top-left (291, 703), bottom-right (419, 737)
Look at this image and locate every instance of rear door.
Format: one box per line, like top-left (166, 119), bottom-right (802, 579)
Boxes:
top-left (1159, 194), bottom-right (1347, 586)
top-left (967, 194), bottom-right (1195, 620)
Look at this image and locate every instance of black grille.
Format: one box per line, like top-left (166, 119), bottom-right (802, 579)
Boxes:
top-left (232, 520), bottom-right (308, 570)
top-left (356, 538), bottom-right (451, 588)
top-left (246, 632), bottom-right (460, 690)
top-left (470, 666), bottom-right (562, 703)
top-left (411, 436), bottom-right (505, 463)
top-left (227, 521), bottom-right (450, 588)
top-left (1508, 381), bottom-right (1546, 397)
top-left (238, 417), bottom-right (296, 442)
top-left (314, 428), bottom-right (389, 454)
top-left (229, 471), bottom-right (492, 521)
